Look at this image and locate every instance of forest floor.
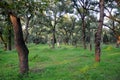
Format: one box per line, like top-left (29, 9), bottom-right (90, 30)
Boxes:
top-left (0, 44), bottom-right (120, 80)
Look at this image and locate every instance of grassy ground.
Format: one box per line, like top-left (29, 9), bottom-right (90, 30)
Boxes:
top-left (0, 44), bottom-right (120, 80)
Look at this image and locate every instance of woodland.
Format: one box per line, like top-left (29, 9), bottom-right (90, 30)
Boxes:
top-left (0, 0), bottom-right (120, 80)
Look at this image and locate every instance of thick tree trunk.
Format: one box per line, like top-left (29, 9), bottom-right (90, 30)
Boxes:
top-left (9, 13), bottom-right (29, 74)
top-left (95, 0), bottom-right (104, 62)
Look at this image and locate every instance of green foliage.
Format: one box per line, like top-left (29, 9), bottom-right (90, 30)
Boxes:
top-left (0, 44), bottom-right (120, 80)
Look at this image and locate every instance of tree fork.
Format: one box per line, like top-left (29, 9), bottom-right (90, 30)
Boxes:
top-left (9, 13), bottom-right (29, 74)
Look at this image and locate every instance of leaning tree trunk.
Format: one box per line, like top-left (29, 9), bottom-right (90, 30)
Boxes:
top-left (9, 13), bottom-right (29, 74)
top-left (95, 0), bottom-right (104, 62)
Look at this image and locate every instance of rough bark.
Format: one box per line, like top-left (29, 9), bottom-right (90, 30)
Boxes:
top-left (9, 13), bottom-right (29, 74)
top-left (95, 0), bottom-right (104, 62)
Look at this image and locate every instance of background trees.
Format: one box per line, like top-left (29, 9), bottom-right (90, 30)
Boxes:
top-left (0, 0), bottom-right (120, 74)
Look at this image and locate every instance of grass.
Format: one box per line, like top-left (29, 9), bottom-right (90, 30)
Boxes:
top-left (0, 44), bottom-right (120, 80)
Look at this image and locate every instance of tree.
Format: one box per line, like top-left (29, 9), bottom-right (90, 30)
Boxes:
top-left (72, 0), bottom-right (93, 49)
top-left (0, 12), bottom-right (13, 51)
top-left (45, 0), bottom-right (67, 48)
top-left (0, 27), bottom-right (7, 50)
top-left (33, 0), bottom-right (72, 48)
top-left (95, 0), bottom-right (104, 62)
top-left (9, 13), bottom-right (29, 74)
top-left (104, 0), bottom-right (120, 47)
top-left (5, 18), bottom-right (13, 50)
top-left (0, 0), bottom-right (29, 74)
top-left (103, 32), bottom-right (109, 44)
top-left (58, 14), bottom-right (77, 45)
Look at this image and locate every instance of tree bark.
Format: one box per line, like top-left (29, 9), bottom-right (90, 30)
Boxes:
top-left (9, 13), bottom-right (29, 74)
top-left (52, 27), bottom-right (56, 48)
top-left (82, 15), bottom-right (86, 49)
top-left (95, 0), bottom-right (104, 62)
top-left (116, 36), bottom-right (120, 48)
top-left (8, 28), bottom-right (12, 50)
top-left (88, 28), bottom-right (92, 51)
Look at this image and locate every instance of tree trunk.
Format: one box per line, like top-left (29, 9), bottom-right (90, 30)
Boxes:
top-left (9, 13), bottom-right (29, 74)
top-left (72, 0), bottom-right (87, 49)
top-left (82, 15), bottom-right (86, 49)
top-left (116, 36), bottom-right (120, 48)
top-left (95, 0), bottom-right (104, 62)
top-left (87, 24), bottom-right (92, 51)
top-left (89, 29), bottom-right (92, 51)
top-left (8, 28), bottom-right (12, 50)
top-left (24, 15), bottom-right (30, 43)
top-left (52, 27), bottom-right (56, 48)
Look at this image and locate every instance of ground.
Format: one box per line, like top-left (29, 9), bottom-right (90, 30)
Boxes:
top-left (0, 44), bottom-right (120, 80)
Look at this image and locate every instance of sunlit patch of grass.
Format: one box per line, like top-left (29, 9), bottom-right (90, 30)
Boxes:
top-left (80, 65), bottom-right (90, 73)
top-left (92, 62), bottom-right (99, 69)
top-left (105, 45), bottom-right (113, 51)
